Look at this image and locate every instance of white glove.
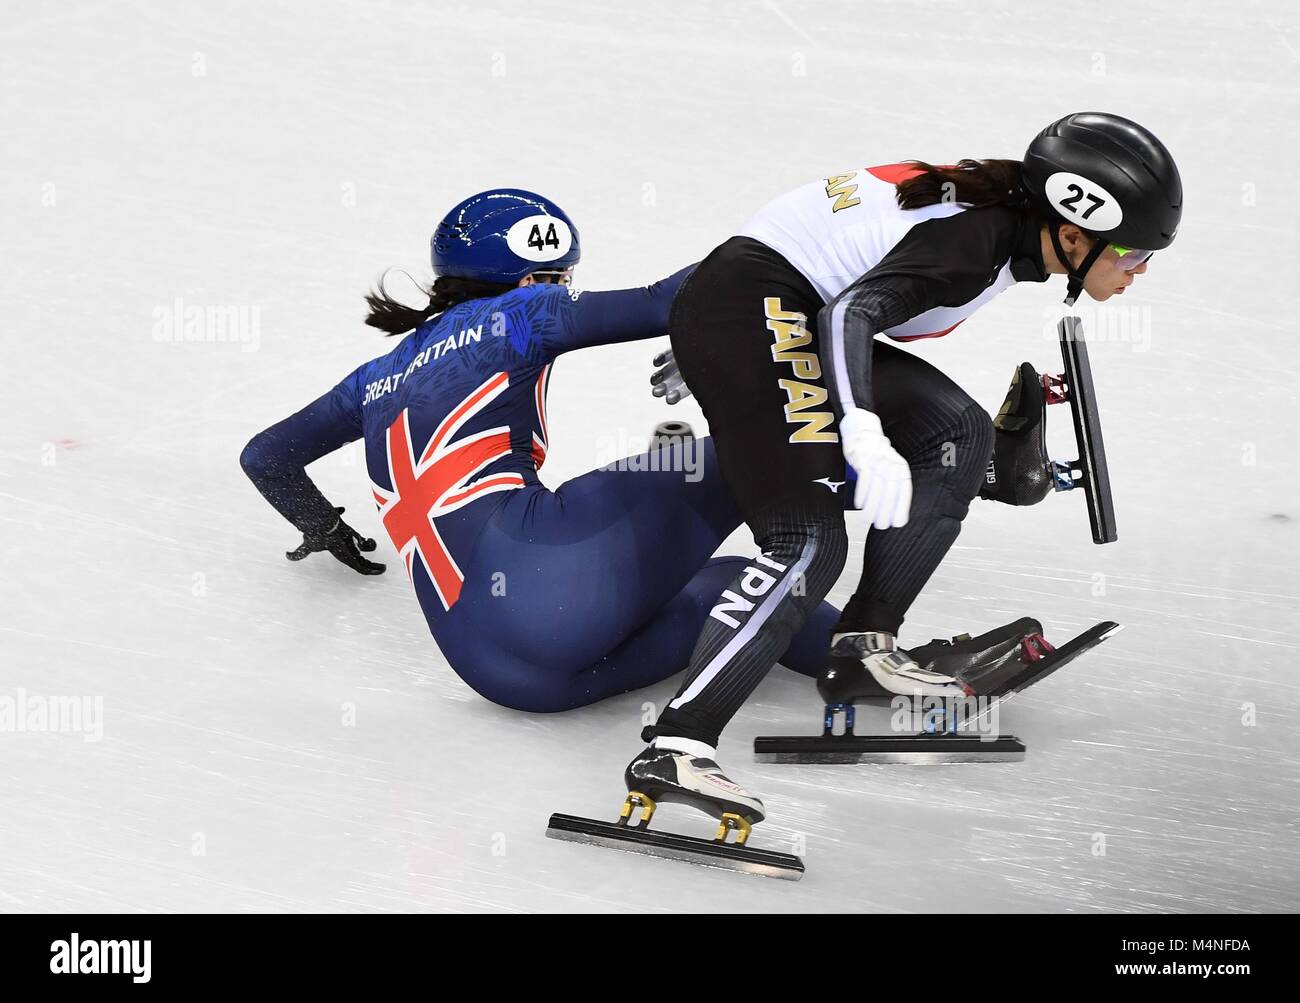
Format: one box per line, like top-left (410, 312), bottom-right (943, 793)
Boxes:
top-left (839, 407), bottom-right (912, 529)
top-left (650, 349), bottom-right (692, 404)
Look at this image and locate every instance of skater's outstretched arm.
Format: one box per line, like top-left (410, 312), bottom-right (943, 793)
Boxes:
top-left (540, 265), bottom-right (693, 355)
top-left (240, 371), bottom-right (384, 574)
top-left (239, 372), bottom-right (363, 537)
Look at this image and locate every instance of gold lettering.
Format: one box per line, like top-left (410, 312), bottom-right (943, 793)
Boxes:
top-left (767, 297), bottom-right (835, 441)
top-left (763, 297), bottom-right (805, 323)
top-left (786, 353), bottom-right (822, 380)
top-left (778, 379), bottom-right (837, 442)
top-left (825, 171), bottom-right (861, 212)
top-left (769, 319), bottom-right (809, 353)
top-left (766, 298), bottom-right (815, 372)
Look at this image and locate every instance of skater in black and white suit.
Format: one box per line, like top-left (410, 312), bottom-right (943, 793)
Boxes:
top-left (627, 112), bottom-right (1183, 831)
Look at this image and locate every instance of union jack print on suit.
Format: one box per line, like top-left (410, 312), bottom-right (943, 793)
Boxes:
top-left (371, 371), bottom-right (524, 611)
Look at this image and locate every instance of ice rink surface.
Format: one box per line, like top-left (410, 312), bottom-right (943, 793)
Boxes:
top-left (2, 0), bottom-right (1298, 912)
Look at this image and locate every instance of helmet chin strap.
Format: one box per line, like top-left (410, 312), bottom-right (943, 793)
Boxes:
top-left (1049, 222), bottom-right (1108, 307)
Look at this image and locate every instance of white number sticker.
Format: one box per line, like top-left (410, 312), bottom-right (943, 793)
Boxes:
top-left (505, 214), bottom-right (573, 262)
top-left (1044, 172), bottom-right (1123, 232)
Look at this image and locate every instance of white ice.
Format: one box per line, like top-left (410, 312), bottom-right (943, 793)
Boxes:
top-left (2, 0), bottom-right (1298, 912)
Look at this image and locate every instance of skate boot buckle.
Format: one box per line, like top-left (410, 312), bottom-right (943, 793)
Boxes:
top-left (619, 791), bottom-right (657, 829)
top-left (714, 812), bottom-right (752, 846)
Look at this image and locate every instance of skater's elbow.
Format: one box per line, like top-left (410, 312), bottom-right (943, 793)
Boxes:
top-left (239, 430), bottom-right (278, 482)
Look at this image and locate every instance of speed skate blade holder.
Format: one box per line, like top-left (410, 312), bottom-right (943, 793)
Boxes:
top-left (753, 698), bottom-right (1026, 765)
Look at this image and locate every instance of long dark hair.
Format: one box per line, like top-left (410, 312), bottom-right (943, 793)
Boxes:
top-left (364, 273), bottom-right (515, 336)
top-left (895, 158), bottom-right (1027, 211)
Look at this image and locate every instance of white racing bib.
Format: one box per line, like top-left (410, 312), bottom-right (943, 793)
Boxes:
top-left (1042, 172), bottom-right (1123, 232)
top-left (506, 214), bottom-right (573, 262)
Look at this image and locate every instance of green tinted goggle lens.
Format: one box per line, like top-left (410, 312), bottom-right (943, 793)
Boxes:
top-left (1109, 244), bottom-right (1155, 271)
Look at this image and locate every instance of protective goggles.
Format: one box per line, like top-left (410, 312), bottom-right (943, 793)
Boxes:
top-left (530, 268), bottom-right (574, 285)
top-left (1109, 244), bottom-right (1155, 272)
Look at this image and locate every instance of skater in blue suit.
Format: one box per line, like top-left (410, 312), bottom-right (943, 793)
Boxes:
top-left (241, 189), bottom-right (839, 711)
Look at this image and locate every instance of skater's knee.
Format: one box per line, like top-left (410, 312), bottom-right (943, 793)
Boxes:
top-left (919, 402), bottom-right (995, 511)
top-left (894, 385), bottom-right (992, 472)
top-left (467, 677), bottom-right (578, 714)
top-left (750, 502), bottom-right (848, 609)
top-left (806, 517), bottom-right (850, 590)
top-left (949, 402), bottom-right (995, 494)
top-left (448, 646), bottom-right (580, 714)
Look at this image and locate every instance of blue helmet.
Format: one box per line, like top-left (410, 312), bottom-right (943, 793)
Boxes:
top-left (431, 189), bottom-right (581, 283)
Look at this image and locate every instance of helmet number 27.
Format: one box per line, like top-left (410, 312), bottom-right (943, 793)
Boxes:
top-left (1044, 172), bottom-right (1124, 233)
top-left (1059, 184), bottom-right (1105, 220)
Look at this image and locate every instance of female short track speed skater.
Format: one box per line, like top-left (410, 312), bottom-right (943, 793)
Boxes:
top-left (627, 113), bottom-right (1182, 835)
top-left (240, 189), bottom-right (839, 712)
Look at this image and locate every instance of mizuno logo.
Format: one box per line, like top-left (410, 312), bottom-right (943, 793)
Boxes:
top-left (814, 477), bottom-right (845, 493)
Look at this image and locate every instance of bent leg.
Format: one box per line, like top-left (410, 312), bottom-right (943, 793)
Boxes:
top-left (451, 555), bottom-right (840, 713)
top-left (647, 237), bottom-right (848, 746)
top-left (573, 555), bottom-right (840, 696)
top-left (836, 342), bottom-right (995, 635)
top-left (648, 499), bottom-right (849, 746)
top-left (459, 436), bottom-right (743, 670)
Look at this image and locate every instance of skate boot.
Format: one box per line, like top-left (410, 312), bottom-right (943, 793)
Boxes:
top-left (909, 616), bottom-right (1045, 694)
top-left (980, 362), bottom-right (1053, 507)
top-left (546, 739), bottom-right (802, 878)
top-left (623, 742), bottom-right (764, 844)
top-left (754, 617), bottom-right (1122, 765)
top-left (819, 631), bottom-right (965, 704)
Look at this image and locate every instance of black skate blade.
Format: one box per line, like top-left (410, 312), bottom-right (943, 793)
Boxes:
top-left (1059, 317), bottom-right (1117, 544)
top-left (545, 813), bottom-right (803, 880)
top-left (753, 733), bottom-right (1025, 764)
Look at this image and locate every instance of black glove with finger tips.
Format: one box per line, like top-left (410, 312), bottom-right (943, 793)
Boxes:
top-left (286, 506), bottom-right (386, 575)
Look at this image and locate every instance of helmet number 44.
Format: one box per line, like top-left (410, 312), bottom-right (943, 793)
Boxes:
top-left (506, 213), bottom-right (574, 262)
top-left (528, 223), bottom-right (560, 251)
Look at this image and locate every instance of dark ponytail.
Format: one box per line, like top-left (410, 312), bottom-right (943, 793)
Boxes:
top-left (895, 159), bottom-right (1027, 211)
top-left (364, 273), bottom-right (515, 336)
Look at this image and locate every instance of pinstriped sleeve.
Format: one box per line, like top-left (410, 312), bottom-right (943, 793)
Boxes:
top-left (816, 207), bottom-right (1018, 414)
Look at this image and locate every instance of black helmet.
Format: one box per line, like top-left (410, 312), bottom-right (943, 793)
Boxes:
top-left (1023, 112), bottom-right (1182, 303)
